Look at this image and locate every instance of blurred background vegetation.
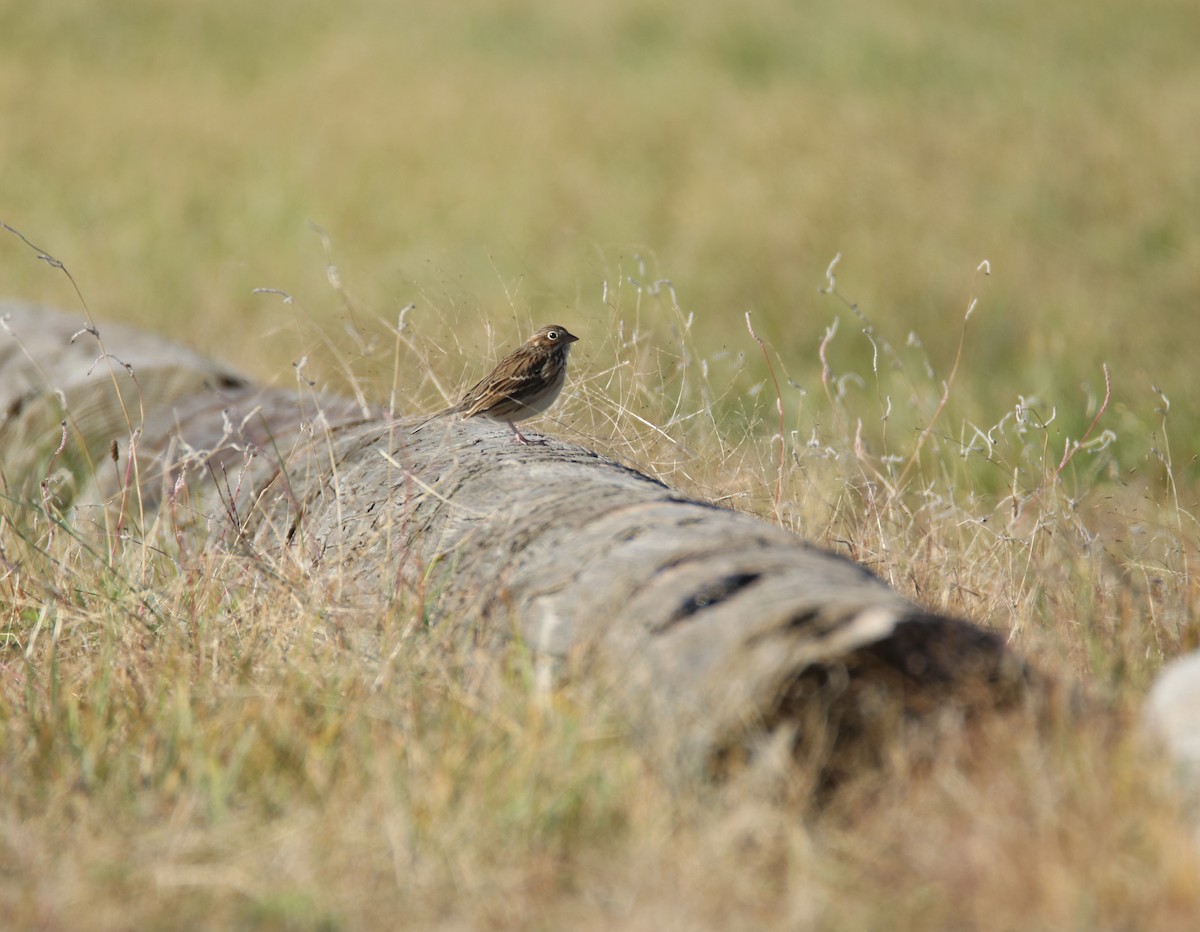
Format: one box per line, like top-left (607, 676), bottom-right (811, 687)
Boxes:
top-left (3, 0), bottom-right (1197, 480)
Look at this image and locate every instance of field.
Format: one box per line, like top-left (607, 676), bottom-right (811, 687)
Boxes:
top-left (3, 0), bottom-right (1200, 927)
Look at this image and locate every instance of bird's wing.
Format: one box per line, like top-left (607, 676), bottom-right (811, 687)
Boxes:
top-left (459, 369), bottom-right (539, 418)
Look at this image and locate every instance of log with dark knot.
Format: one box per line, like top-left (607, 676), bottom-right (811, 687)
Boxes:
top-left (0, 302), bottom-right (1030, 777)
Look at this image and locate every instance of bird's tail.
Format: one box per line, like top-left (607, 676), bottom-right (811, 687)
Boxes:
top-left (410, 407), bottom-right (456, 434)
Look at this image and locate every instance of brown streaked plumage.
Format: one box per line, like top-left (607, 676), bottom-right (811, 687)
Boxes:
top-left (411, 324), bottom-right (579, 444)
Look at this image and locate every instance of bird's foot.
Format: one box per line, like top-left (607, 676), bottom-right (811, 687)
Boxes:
top-left (508, 424), bottom-right (548, 445)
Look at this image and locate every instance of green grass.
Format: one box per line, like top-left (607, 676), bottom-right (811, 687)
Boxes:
top-left (4, 0), bottom-right (1200, 926)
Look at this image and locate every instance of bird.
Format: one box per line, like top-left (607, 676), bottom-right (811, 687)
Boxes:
top-left (411, 324), bottom-right (579, 444)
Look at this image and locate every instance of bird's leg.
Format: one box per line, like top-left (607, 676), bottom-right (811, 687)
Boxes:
top-left (508, 422), bottom-right (547, 445)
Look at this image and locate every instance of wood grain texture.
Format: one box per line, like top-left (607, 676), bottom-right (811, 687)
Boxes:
top-left (1, 302), bottom-right (1029, 773)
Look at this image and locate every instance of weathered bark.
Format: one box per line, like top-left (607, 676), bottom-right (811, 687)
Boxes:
top-left (1, 302), bottom-right (1029, 773)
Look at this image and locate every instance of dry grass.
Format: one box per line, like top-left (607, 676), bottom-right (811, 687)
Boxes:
top-left (4, 0), bottom-right (1200, 927)
top-left (3, 271), bottom-right (1200, 928)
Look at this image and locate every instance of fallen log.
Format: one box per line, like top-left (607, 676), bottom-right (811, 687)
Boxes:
top-left (1, 301), bottom-right (1029, 776)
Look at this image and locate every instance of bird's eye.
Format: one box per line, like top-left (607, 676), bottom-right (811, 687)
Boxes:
top-left (546, 330), bottom-right (559, 341)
